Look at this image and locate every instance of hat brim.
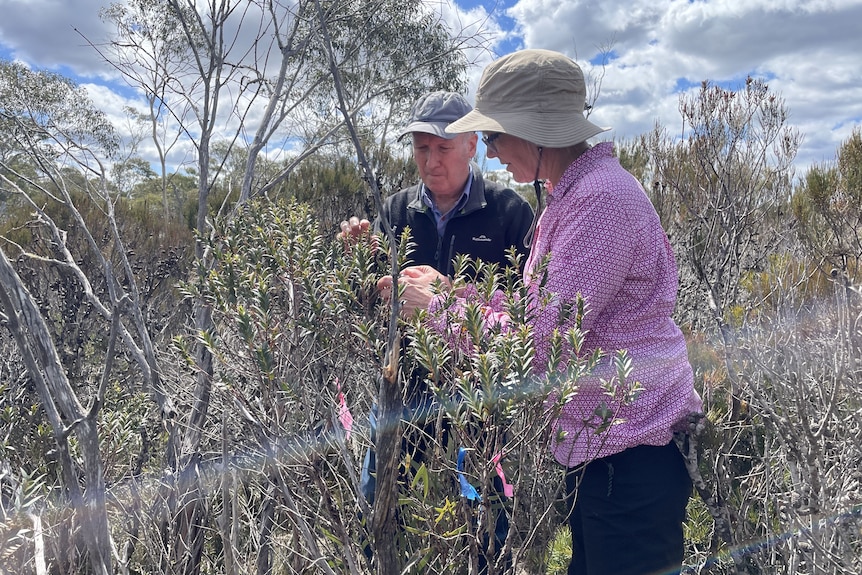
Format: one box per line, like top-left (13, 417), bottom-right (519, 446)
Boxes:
top-left (446, 109), bottom-right (610, 148)
top-left (398, 121), bottom-right (459, 141)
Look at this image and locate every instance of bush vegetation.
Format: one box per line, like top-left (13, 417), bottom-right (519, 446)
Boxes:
top-left (1, 4), bottom-right (861, 572)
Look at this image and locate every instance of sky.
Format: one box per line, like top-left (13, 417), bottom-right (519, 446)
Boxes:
top-left (1, 0), bottom-right (861, 178)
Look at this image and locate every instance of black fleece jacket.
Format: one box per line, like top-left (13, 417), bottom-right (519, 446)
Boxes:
top-left (374, 169), bottom-right (535, 277)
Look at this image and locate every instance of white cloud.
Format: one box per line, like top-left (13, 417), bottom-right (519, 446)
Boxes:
top-left (492, 0), bottom-right (862, 171)
top-left (434, 0), bottom-right (510, 94)
top-left (2, 0), bottom-right (860, 174)
top-left (0, 0), bottom-right (118, 78)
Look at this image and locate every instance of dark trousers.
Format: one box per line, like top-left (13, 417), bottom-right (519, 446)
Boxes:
top-left (564, 441), bottom-right (691, 575)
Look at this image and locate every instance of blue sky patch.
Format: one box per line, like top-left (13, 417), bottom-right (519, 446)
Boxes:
top-left (590, 50), bottom-right (620, 66)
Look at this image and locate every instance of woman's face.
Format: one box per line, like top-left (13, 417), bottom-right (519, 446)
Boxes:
top-left (483, 132), bottom-right (541, 183)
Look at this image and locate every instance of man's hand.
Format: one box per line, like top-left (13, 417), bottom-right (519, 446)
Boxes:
top-left (377, 265), bottom-right (451, 316)
top-left (399, 265), bottom-right (450, 287)
top-left (337, 216), bottom-right (371, 243)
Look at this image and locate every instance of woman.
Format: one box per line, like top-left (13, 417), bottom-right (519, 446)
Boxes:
top-left (384, 49), bottom-right (702, 575)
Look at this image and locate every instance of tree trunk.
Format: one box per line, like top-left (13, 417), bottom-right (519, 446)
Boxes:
top-left (0, 248), bottom-right (112, 575)
top-left (372, 361), bottom-right (402, 575)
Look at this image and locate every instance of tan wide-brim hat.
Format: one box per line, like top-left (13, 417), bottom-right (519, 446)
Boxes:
top-left (446, 49), bottom-right (610, 148)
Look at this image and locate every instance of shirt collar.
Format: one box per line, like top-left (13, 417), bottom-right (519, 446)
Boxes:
top-left (552, 142), bottom-right (613, 200)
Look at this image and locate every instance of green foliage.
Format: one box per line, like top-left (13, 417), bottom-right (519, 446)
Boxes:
top-left (544, 526), bottom-right (572, 575)
top-left (0, 376), bottom-right (59, 482)
top-left (0, 57), bottom-right (118, 158)
top-left (167, 196), bottom-right (642, 573)
top-left (793, 127), bottom-right (862, 279)
top-left (615, 136), bottom-right (652, 186)
top-left (97, 382), bottom-right (155, 480)
top-left (646, 77), bottom-right (800, 336)
top-left (175, 197), bottom-right (385, 570)
top-left (307, 0), bottom-right (468, 125)
top-left (403, 254), bottom-right (642, 574)
top-left (276, 153), bottom-right (379, 233)
top-left (111, 157), bottom-right (157, 197)
top-left (248, 147), bottom-right (420, 235)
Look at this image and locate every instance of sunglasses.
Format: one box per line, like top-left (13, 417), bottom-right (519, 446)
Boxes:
top-left (481, 132), bottom-right (501, 153)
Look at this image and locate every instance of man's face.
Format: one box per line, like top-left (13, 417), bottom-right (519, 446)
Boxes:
top-left (411, 131), bottom-right (477, 199)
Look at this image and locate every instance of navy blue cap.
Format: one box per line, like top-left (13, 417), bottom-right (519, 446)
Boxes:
top-left (399, 91), bottom-right (472, 140)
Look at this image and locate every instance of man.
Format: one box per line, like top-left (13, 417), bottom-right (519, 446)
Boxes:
top-left (339, 90), bottom-right (533, 276)
top-left (340, 91), bottom-right (534, 572)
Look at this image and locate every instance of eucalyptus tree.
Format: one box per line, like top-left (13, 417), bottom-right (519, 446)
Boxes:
top-left (97, 1), bottom-right (191, 220)
top-left (0, 58), bottom-right (177, 575)
top-left (99, 0), bottom-right (471, 215)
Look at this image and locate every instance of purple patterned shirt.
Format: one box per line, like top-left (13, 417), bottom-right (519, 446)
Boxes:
top-left (430, 142), bottom-right (702, 467)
